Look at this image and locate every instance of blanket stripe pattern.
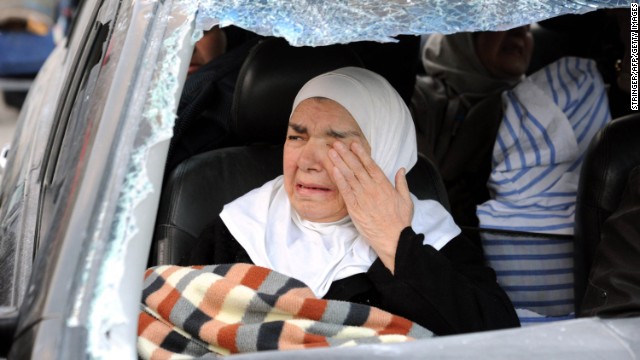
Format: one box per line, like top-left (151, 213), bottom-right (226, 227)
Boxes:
top-left (138, 264), bottom-right (432, 359)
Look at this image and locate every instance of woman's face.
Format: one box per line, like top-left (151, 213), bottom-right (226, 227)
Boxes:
top-left (474, 25), bottom-right (534, 79)
top-left (284, 98), bottom-right (371, 223)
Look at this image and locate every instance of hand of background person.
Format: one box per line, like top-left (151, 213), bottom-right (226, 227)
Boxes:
top-left (329, 141), bottom-right (413, 273)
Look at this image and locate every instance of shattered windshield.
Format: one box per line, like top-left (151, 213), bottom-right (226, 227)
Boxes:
top-left (197, 0), bottom-right (631, 46)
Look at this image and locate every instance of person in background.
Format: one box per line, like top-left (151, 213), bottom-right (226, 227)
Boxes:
top-left (411, 26), bottom-right (533, 227)
top-left (165, 26), bottom-right (260, 175)
top-left (413, 25), bottom-right (612, 323)
top-left (187, 26), bottom-right (227, 76)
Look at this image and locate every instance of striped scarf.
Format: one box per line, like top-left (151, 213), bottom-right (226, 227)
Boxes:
top-left (138, 264), bottom-right (432, 359)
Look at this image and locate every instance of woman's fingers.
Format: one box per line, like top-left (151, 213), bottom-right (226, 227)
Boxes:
top-left (331, 165), bottom-right (357, 203)
top-left (330, 141), bottom-right (386, 185)
top-left (395, 167), bottom-right (412, 203)
top-left (350, 142), bottom-right (386, 182)
top-left (328, 147), bottom-right (363, 195)
top-left (331, 141), bottom-right (369, 183)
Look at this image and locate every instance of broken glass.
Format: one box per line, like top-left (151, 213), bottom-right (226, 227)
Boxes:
top-left (197, 0), bottom-right (631, 46)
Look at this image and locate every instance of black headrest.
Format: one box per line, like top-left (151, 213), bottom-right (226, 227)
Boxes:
top-left (574, 112), bottom-right (640, 310)
top-left (153, 145), bottom-right (284, 265)
top-left (231, 37), bottom-right (364, 144)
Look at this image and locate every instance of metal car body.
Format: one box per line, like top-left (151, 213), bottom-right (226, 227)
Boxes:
top-left (0, 0), bottom-right (637, 358)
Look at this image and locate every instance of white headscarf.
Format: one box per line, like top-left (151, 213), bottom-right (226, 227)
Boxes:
top-left (220, 67), bottom-right (460, 297)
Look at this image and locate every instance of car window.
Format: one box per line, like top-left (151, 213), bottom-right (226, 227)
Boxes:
top-left (195, 0), bottom-right (627, 46)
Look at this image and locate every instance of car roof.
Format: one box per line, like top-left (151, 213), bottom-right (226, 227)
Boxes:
top-left (195, 0), bottom-right (630, 46)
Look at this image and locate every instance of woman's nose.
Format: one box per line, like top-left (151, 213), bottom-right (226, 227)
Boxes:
top-left (297, 140), bottom-right (328, 172)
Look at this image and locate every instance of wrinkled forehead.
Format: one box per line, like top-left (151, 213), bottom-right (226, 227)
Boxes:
top-left (292, 73), bottom-right (373, 141)
top-left (293, 97), bottom-right (363, 133)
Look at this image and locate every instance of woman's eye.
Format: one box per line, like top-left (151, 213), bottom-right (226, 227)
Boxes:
top-left (287, 135), bottom-right (303, 141)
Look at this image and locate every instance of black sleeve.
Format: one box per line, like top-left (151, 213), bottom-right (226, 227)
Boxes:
top-left (185, 216), bottom-right (252, 266)
top-left (367, 227), bottom-right (520, 335)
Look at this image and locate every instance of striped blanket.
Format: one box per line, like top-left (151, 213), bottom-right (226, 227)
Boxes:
top-left (138, 264), bottom-right (432, 359)
top-left (477, 57), bottom-right (611, 323)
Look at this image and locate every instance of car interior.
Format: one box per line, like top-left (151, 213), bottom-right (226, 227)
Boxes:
top-left (148, 8), bottom-right (639, 327)
top-left (1, 5), bottom-right (639, 358)
top-left (3, 2), bottom-right (640, 358)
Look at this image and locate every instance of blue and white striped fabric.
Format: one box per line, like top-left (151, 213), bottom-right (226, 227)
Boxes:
top-left (478, 57), bottom-right (610, 235)
top-left (477, 57), bottom-right (611, 323)
top-left (483, 231), bottom-right (575, 320)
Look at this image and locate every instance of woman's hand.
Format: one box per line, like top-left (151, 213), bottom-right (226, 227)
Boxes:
top-left (328, 141), bottom-right (413, 273)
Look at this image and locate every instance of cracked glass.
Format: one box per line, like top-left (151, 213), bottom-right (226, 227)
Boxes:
top-left (196, 0), bottom-right (631, 46)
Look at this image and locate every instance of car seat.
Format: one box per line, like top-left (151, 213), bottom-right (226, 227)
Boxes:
top-left (573, 112), bottom-right (640, 313)
top-left (151, 37), bottom-right (451, 266)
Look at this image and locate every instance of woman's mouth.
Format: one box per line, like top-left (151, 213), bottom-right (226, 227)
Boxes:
top-left (296, 183), bottom-right (332, 195)
top-left (297, 184), bottom-right (329, 190)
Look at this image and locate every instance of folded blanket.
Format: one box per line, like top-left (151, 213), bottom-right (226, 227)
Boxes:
top-left (138, 264), bottom-right (432, 359)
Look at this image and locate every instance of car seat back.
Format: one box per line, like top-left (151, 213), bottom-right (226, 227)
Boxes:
top-left (574, 112), bottom-right (640, 313)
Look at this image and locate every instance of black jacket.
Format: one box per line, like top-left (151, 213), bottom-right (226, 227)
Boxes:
top-left (187, 216), bottom-right (520, 335)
